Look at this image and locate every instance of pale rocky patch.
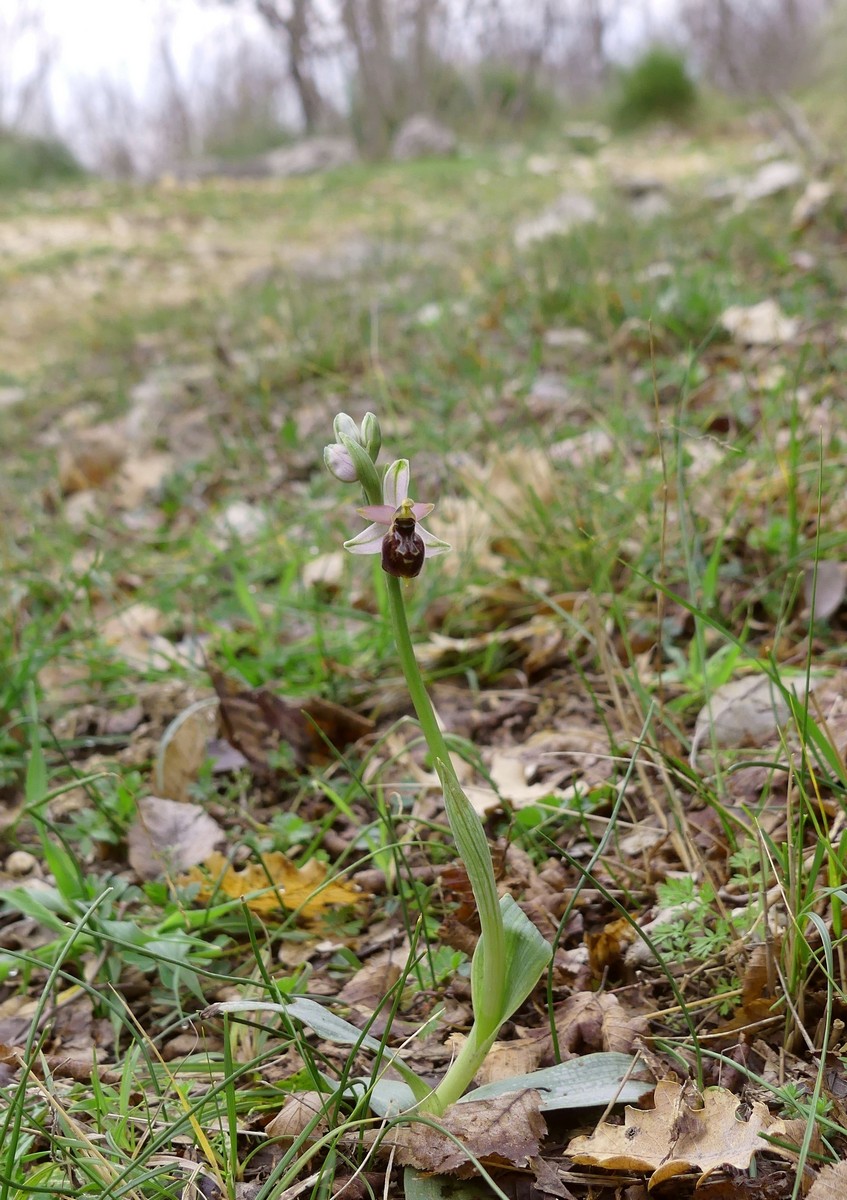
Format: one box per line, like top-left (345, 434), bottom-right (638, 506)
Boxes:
top-left (514, 192), bottom-right (599, 248)
top-left (721, 299), bottom-right (798, 345)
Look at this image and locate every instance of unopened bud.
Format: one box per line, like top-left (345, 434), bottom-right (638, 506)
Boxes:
top-left (333, 413), bottom-right (360, 443)
top-left (324, 443), bottom-right (358, 482)
top-left (361, 412), bottom-right (381, 461)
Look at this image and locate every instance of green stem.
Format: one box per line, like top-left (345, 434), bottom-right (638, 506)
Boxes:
top-left (383, 574), bottom-right (506, 1096)
top-left (428, 1015), bottom-right (499, 1111)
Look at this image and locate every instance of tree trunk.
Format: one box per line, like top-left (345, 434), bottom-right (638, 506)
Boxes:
top-left (254, 0), bottom-right (325, 133)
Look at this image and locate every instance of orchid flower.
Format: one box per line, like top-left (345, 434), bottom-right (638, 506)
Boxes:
top-left (344, 459), bottom-right (450, 578)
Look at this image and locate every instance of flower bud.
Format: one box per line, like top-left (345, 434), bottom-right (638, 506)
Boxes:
top-left (324, 442), bottom-right (358, 482)
top-left (333, 413), bottom-right (360, 444)
top-left (361, 412), bottom-right (381, 461)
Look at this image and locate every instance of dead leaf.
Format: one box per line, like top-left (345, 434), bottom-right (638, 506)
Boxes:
top-left (266, 1091), bottom-right (329, 1142)
top-left (553, 991), bottom-right (647, 1056)
top-left (127, 796), bottom-right (225, 880)
top-left (808, 1161), bottom-right (847, 1199)
top-left (736, 159), bottom-right (805, 204)
top-left (157, 700), bottom-right (219, 802)
top-left (180, 850), bottom-right (360, 917)
top-left (720, 300), bottom-right (798, 346)
top-left (337, 959), bottom-right (402, 1020)
top-left (717, 945), bottom-right (782, 1036)
top-left (472, 1038), bottom-right (543, 1086)
top-left (302, 550), bottom-right (346, 591)
top-left (393, 1091), bottom-right (546, 1175)
top-left (567, 1079), bottom-right (779, 1186)
top-left (696, 1166), bottom-right (795, 1199)
top-left (690, 674), bottom-right (813, 764)
top-left (58, 425), bottom-right (127, 493)
top-left (529, 1156), bottom-right (577, 1199)
top-left (211, 501), bottom-right (268, 546)
top-left (803, 561), bottom-right (847, 621)
top-left (549, 429), bottom-right (614, 468)
top-left (210, 666), bottom-right (372, 774)
top-left (427, 495), bottom-right (501, 576)
top-left (585, 917), bottom-right (639, 978)
top-left (100, 603), bottom-right (185, 670)
top-left (464, 752), bottom-right (564, 815)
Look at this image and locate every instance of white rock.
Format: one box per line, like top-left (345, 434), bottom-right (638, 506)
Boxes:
top-left (721, 299), bottom-right (798, 345)
top-left (391, 115), bottom-right (457, 161)
top-left (212, 501), bottom-right (268, 545)
top-left (740, 159), bottom-right (805, 202)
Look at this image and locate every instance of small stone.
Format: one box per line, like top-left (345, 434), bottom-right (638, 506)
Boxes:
top-left (6, 850), bottom-right (36, 876)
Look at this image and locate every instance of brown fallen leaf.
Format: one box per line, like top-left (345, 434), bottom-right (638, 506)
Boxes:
top-left (586, 916), bottom-right (639, 979)
top-left (553, 991), bottom-right (647, 1056)
top-left (807, 1160), bottom-right (847, 1199)
top-left (127, 796), bottom-right (225, 880)
top-left (266, 1091), bottom-right (330, 1142)
top-left (58, 425), bottom-right (127, 494)
top-left (529, 1155), bottom-right (577, 1199)
top-left (179, 850), bottom-right (360, 918)
top-left (157, 701), bottom-right (219, 802)
top-left (566, 1079), bottom-right (783, 1187)
top-left (716, 944), bottom-right (782, 1037)
top-left (471, 1037), bottom-right (543, 1086)
top-left (209, 665), bottom-right (373, 775)
top-left (392, 1091), bottom-right (546, 1176)
top-left (337, 959), bottom-right (402, 1019)
top-left (690, 674), bottom-right (815, 765)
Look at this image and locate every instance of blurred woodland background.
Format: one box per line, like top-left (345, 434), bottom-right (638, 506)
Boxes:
top-left (0, 0), bottom-right (842, 185)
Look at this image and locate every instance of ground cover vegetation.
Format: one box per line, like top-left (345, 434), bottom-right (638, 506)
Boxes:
top-left (1, 93), bottom-right (847, 1200)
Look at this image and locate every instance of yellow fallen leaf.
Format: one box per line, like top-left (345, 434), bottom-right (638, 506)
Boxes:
top-left (180, 851), bottom-right (360, 917)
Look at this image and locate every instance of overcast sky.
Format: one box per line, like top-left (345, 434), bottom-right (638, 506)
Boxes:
top-left (27, 0), bottom-right (671, 93)
top-left (4, 0), bottom-right (679, 163)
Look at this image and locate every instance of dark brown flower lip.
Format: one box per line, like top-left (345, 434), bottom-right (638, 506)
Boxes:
top-left (381, 520), bottom-right (426, 578)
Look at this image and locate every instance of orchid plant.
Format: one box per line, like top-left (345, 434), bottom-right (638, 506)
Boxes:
top-left (209, 414), bottom-right (650, 1129)
top-left (325, 411), bottom-right (552, 1113)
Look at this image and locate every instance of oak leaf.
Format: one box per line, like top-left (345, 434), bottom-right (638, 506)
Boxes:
top-left (566, 1079), bottom-right (779, 1187)
top-left (180, 851), bottom-right (360, 917)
